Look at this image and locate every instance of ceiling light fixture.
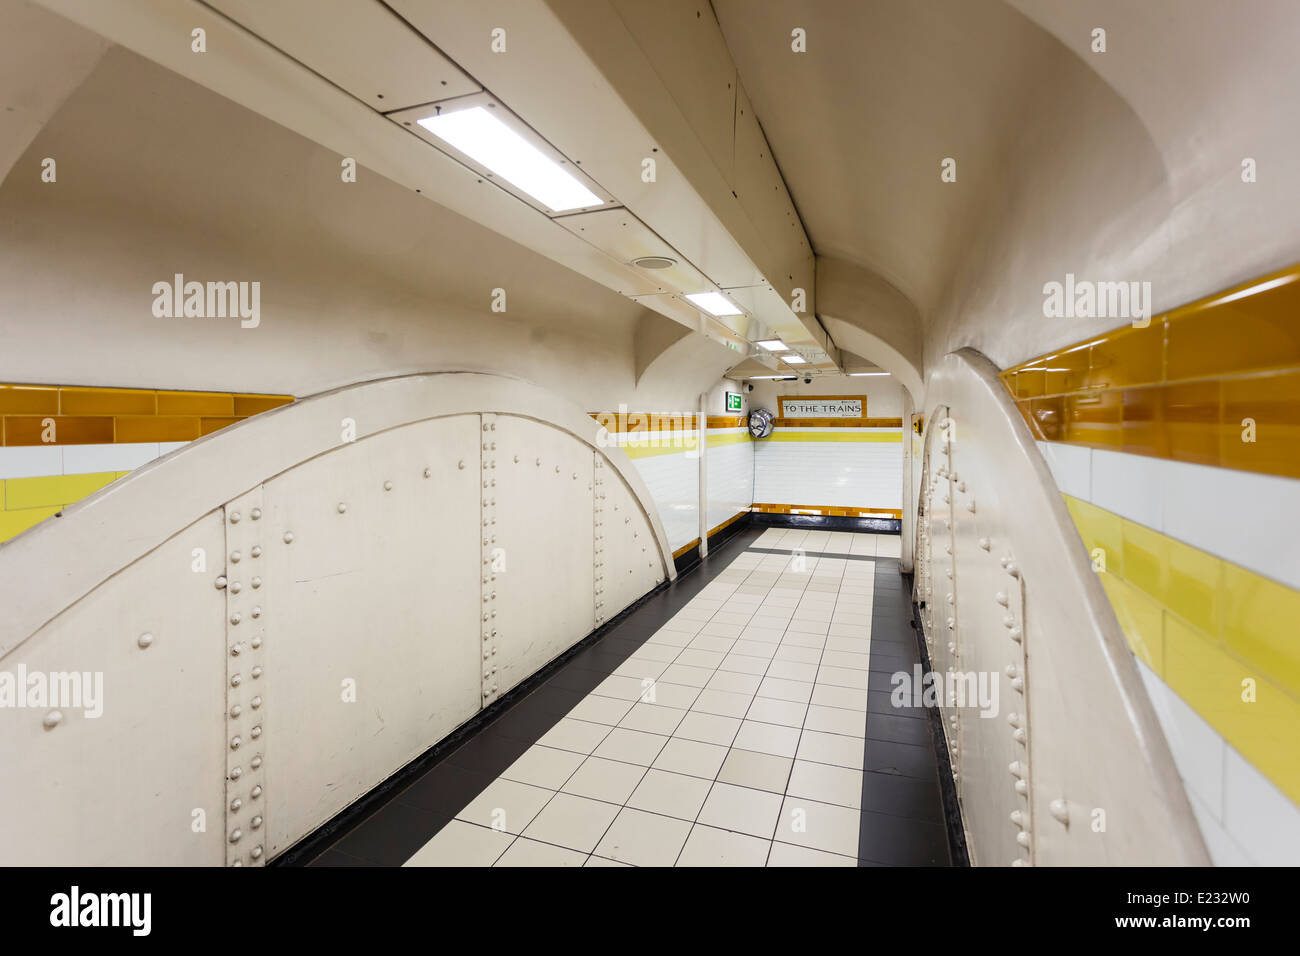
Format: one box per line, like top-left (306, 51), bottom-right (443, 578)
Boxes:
top-left (755, 339), bottom-right (787, 351)
top-left (684, 292), bottom-right (743, 316)
top-left (416, 106), bottom-right (602, 213)
top-left (782, 354), bottom-right (807, 364)
top-left (848, 371), bottom-right (890, 376)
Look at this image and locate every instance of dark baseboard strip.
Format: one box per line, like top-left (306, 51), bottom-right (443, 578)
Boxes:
top-left (909, 600), bottom-right (971, 867)
top-left (752, 512), bottom-right (901, 533)
top-left (674, 512), bottom-right (756, 576)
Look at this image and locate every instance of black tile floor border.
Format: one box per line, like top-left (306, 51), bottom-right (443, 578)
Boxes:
top-left (295, 522), bottom-right (768, 867)
top-left (857, 564), bottom-right (957, 866)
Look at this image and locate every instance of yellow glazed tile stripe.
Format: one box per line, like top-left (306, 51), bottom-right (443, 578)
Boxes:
top-left (764, 431), bottom-right (901, 443)
top-left (0, 383), bottom-right (295, 446)
top-left (1063, 493), bottom-right (1300, 802)
top-left (998, 263), bottom-right (1300, 477)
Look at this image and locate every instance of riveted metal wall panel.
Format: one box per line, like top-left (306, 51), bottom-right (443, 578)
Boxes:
top-left (223, 486), bottom-right (269, 866)
top-left (261, 416), bottom-right (482, 854)
top-left (0, 511), bottom-right (227, 866)
top-left (941, 413), bottom-right (1030, 868)
top-left (487, 415), bottom-right (595, 702)
top-left (595, 449), bottom-right (667, 623)
top-left (914, 349), bottom-right (1207, 865)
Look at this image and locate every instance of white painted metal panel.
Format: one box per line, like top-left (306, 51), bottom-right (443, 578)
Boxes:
top-left (0, 512), bottom-right (227, 866)
top-left (914, 349), bottom-right (1206, 865)
top-left (261, 416), bottom-right (482, 854)
top-left (205, 0), bottom-right (480, 110)
top-left (487, 415), bottom-right (595, 700)
top-left (596, 451), bottom-right (667, 622)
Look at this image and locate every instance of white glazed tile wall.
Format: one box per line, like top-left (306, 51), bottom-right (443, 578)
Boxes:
top-left (706, 431), bottom-right (753, 533)
top-left (753, 431), bottom-right (901, 509)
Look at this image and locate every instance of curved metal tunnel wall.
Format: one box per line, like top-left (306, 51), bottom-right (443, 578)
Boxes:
top-left (0, 373), bottom-right (672, 865)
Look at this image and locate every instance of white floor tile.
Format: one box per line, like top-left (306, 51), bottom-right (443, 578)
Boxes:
top-left (717, 748), bottom-right (793, 793)
top-left (455, 778), bottom-right (553, 834)
top-left (787, 759), bottom-right (863, 809)
top-left (732, 720), bottom-right (802, 758)
top-left (776, 795), bottom-right (860, 856)
top-left (698, 782), bottom-right (783, 839)
top-left (592, 727), bottom-right (670, 766)
top-left (745, 696), bottom-right (808, 727)
top-left (594, 807), bottom-right (692, 866)
top-left (677, 824), bottom-right (771, 867)
top-left (501, 745), bottom-right (585, 790)
top-left (537, 717), bottom-right (613, 755)
top-left (562, 756), bottom-right (648, 804)
top-left (493, 837), bottom-right (587, 867)
top-left (797, 729), bottom-right (868, 769)
top-left (618, 701), bottom-right (688, 736)
top-left (520, 793), bottom-right (621, 853)
top-left (766, 841), bottom-right (856, 867)
top-left (626, 768), bottom-right (713, 821)
top-left (673, 711), bottom-right (742, 746)
top-left (404, 821), bottom-right (514, 867)
top-left (653, 737), bottom-right (729, 779)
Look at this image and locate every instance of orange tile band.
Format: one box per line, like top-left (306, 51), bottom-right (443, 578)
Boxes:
top-left (999, 264), bottom-right (1300, 477)
top-left (752, 503), bottom-right (903, 519)
top-left (0, 384), bottom-right (294, 446)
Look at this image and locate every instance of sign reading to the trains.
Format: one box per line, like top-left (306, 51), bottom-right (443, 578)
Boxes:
top-left (778, 396), bottom-right (865, 418)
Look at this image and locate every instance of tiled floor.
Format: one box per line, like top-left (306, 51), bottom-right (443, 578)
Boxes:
top-left (308, 526), bottom-right (950, 867)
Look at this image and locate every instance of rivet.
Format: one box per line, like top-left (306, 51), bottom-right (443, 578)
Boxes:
top-left (1009, 627), bottom-right (1022, 643)
top-left (251, 815), bottom-right (263, 829)
top-left (43, 709), bottom-right (63, 729)
top-left (251, 607), bottom-right (262, 619)
top-left (251, 696), bottom-right (262, 709)
top-left (231, 798), bottom-right (243, 812)
top-left (423, 467), bottom-right (432, 478)
top-left (1015, 779), bottom-right (1027, 795)
top-left (138, 632), bottom-right (154, 649)
top-left (995, 592), bottom-right (1009, 607)
top-left (252, 577), bottom-right (261, 589)
top-left (283, 532), bottom-right (294, 544)
top-left (1004, 664), bottom-right (1018, 678)
top-left (230, 767), bottom-right (242, 780)
top-left (555, 465), bottom-right (560, 473)
top-left (384, 480), bottom-right (393, 491)
top-left (251, 546), bottom-right (262, 558)
top-left (251, 845), bottom-right (263, 859)
top-left (230, 511), bottom-right (241, 524)
top-left (337, 502), bottom-right (347, 514)
top-left (215, 576), bottom-right (228, 590)
top-left (1049, 799), bottom-right (1069, 825)
top-left (458, 460), bottom-right (465, 469)
top-left (231, 551), bottom-right (242, 563)
top-left (251, 785), bottom-right (262, 799)
top-left (1007, 563), bottom-right (1020, 578)
top-left (1009, 761), bottom-right (1025, 779)
top-left (230, 644), bottom-right (241, 656)
top-left (231, 705), bottom-right (242, 718)
top-left (1010, 810), bottom-right (1025, 827)
top-left (251, 508), bottom-right (262, 520)
top-left (229, 829), bottom-right (242, 844)
top-left (1013, 728), bottom-right (1027, 743)
top-left (230, 675), bottom-right (242, 687)
top-left (230, 613), bottom-right (241, 626)
top-left (251, 637), bottom-right (262, 649)
top-left (979, 538), bottom-right (991, 551)
top-left (251, 725), bottom-right (262, 739)
top-left (513, 455), bottom-right (519, 463)
top-left (251, 666), bottom-right (263, 679)
top-left (230, 582), bottom-right (242, 594)
top-left (1016, 832), bottom-right (1031, 848)
top-left (231, 736), bottom-right (242, 750)
top-left (251, 756), bottom-right (262, 769)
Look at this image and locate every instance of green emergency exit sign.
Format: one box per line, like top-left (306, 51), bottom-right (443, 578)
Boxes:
top-left (726, 391), bottom-right (743, 412)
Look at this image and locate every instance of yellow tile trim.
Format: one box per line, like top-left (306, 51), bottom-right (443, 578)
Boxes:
top-left (4, 472), bottom-right (119, 510)
top-left (1062, 493), bottom-right (1300, 802)
top-left (764, 431), bottom-right (901, 443)
top-left (998, 263), bottom-right (1300, 478)
top-left (0, 505), bottom-right (62, 543)
top-left (0, 383), bottom-right (294, 446)
top-left (706, 432), bottom-right (752, 448)
top-left (672, 539), bottom-right (700, 559)
top-left (752, 503), bottom-right (903, 518)
top-left (707, 511), bottom-right (750, 538)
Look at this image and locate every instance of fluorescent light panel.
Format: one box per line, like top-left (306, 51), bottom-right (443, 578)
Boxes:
top-left (416, 106), bottom-right (602, 213)
top-left (685, 292), bottom-right (743, 316)
top-left (755, 339), bottom-right (787, 351)
top-left (782, 354), bottom-right (807, 364)
top-left (849, 371), bottom-right (890, 376)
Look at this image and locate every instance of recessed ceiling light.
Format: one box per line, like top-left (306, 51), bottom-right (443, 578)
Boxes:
top-left (782, 354), bottom-right (807, 364)
top-left (416, 106), bottom-right (602, 213)
top-left (848, 371), bottom-right (890, 376)
top-left (632, 256), bottom-right (677, 270)
top-left (755, 339), bottom-right (787, 351)
top-left (684, 292), bottom-right (743, 316)
top-left (750, 375), bottom-right (797, 380)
